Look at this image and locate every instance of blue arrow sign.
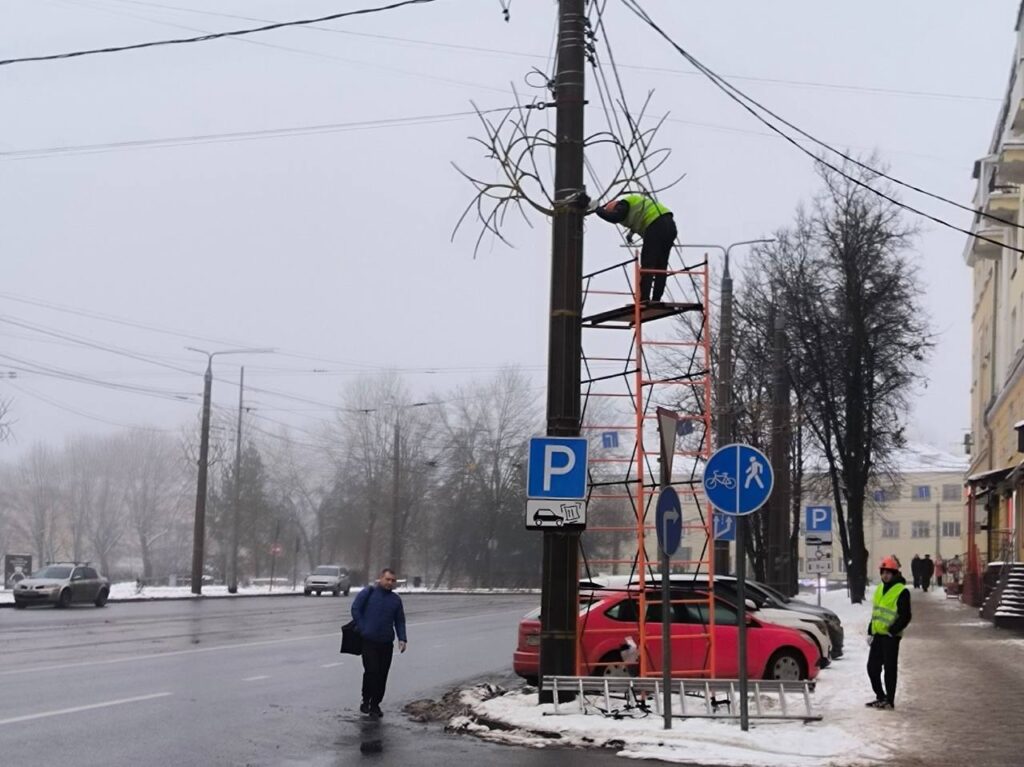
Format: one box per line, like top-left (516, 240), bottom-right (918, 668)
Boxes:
top-left (713, 514), bottom-right (736, 541)
top-left (703, 443), bottom-right (774, 516)
top-left (656, 486), bottom-right (683, 556)
top-left (805, 506), bottom-right (832, 534)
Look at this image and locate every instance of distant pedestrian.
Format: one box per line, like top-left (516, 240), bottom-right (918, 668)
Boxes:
top-left (866, 556), bottom-right (912, 710)
top-left (934, 557), bottom-right (945, 588)
top-left (921, 554), bottom-right (935, 592)
top-left (588, 193), bottom-right (677, 303)
top-left (351, 568), bottom-right (407, 718)
top-left (910, 554), bottom-right (922, 589)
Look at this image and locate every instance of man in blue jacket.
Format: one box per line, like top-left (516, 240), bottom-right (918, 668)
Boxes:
top-left (351, 568), bottom-right (407, 718)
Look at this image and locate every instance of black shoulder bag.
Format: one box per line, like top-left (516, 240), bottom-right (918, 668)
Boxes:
top-left (340, 587), bottom-right (374, 655)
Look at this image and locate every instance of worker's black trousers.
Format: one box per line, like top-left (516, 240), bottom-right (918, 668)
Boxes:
top-left (866, 634), bottom-right (901, 705)
top-left (361, 639), bottom-right (394, 706)
top-left (639, 213), bottom-right (677, 302)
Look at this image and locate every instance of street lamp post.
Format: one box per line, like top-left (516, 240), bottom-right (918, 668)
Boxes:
top-left (389, 401), bottom-right (433, 578)
top-left (187, 347), bottom-right (273, 596)
top-left (679, 240), bottom-right (775, 577)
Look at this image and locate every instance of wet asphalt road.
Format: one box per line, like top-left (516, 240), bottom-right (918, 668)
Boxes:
top-left (0, 594), bottom-right (626, 767)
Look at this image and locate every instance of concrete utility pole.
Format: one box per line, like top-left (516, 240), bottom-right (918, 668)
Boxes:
top-left (228, 366), bottom-right (245, 594)
top-left (187, 348), bottom-right (271, 595)
top-left (539, 0), bottom-right (586, 703)
top-left (190, 355), bottom-right (214, 597)
top-left (767, 308), bottom-right (793, 595)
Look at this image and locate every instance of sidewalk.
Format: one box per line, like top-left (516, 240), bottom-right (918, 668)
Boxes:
top-left (889, 588), bottom-right (1024, 767)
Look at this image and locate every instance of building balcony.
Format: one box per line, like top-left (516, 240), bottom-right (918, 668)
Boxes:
top-left (968, 225), bottom-right (1008, 264)
top-left (984, 187), bottom-right (1020, 224)
top-left (996, 142), bottom-right (1024, 185)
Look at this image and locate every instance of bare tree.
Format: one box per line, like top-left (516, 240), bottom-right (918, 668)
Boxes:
top-left (740, 158), bottom-right (931, 602)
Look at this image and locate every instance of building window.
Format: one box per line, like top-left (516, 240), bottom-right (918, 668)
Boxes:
top-left (911, 521), bottom-right (931, 539)
top-left (881, 521), bottom-right (900, 539)
top-left (942, 484), bottom-right (961, 502)
top-left (942, 521), bottom-right (962, 537)
top-left (912, 486), bottom-right (931, 501)
top-left (873, 487), bottom-right (901, 503)
top-left (872, 489), bottom-right (886, 503)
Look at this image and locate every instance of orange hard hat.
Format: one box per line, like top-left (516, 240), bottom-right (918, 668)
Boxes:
top-left (879, 556), bottom-right (901, 572)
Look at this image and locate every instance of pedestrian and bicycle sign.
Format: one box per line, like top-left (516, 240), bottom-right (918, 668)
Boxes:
top-left (703, 443), bottom-right (774, 516)
top-left (525, 436), bottom-right (589, 530)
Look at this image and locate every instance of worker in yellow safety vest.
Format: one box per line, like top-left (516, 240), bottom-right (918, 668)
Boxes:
top-left (588, 194), bottom-right (677, 303)
top-left (866, 556), bottom-right (912, 710)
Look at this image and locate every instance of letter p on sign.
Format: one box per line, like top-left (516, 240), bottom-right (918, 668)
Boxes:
top-left (527, 437), bottom-right (588, 500)
top-left (543, 445), bottom-right (575, 491)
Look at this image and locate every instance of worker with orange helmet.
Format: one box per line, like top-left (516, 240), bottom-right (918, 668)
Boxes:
top-left (866, 555), bottom-right (912, 710)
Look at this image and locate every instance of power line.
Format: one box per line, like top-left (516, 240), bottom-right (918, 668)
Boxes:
top-left (0, 107), bottom-right (522, 161)
top-left (2, 379), bottom-right (173, 432)
top-left (90, 0), bottom-right (1002, 104)
top-left (620, 0), bottom-right (1024, 253)
top-left (0, 0), bottom-right (444, 67)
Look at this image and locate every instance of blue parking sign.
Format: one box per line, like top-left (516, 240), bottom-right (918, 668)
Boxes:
top-left (805, 506), bottom-right (832, 533)
top-left (527, 437), bottom-right (589, 499)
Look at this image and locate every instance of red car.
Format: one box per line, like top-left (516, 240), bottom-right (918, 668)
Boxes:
top-left (514, 587), bottom-right (820, 684)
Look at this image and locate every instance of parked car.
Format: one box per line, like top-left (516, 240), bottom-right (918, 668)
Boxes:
top-left (513, 586), bottom-right (820, 686)
top-left (303, 565), bottom-right (350, 596)
top-left (579, 574), bottom-right (835, 665)
top-left (13, 563), bottom-right (110, 609)
top-left (649, 575), bottom-right (840, 663)
top-left (738, 577), bottom-right (845, 659)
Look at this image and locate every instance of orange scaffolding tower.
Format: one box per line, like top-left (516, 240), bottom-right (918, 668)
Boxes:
top-left (576, 247), bottom-right (716, 679)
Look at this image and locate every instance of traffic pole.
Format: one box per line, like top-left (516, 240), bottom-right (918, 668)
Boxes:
top-left (737, 517), bottom-right (749, 731)
top-left (190, 359), bottom-right (213, 596)
top-left (539, 0), bottom-right (586, 704)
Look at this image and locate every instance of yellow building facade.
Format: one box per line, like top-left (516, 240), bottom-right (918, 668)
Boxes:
top-left (964, 7), bottom-right (1024, 603)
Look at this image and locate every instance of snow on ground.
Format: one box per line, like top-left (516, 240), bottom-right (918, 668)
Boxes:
top-left (0, 582), bottom-right (539, 604)
top-left (456, 591), bottom-right (903, 766)
top-left (0, 581), bottom-right (306, 604)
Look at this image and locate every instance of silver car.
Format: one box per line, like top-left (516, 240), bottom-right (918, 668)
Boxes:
top-left (303, 565), bottom-right (350, 596)
top-left (13, 563), bottom-right (111, 609)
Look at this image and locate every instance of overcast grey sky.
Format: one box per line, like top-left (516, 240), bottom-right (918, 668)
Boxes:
top-left (0, 0), bottom-right (1014, 457)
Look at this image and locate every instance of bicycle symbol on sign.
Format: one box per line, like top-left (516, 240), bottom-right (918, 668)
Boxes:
top-left (705, 470), bottom-right (736, 490)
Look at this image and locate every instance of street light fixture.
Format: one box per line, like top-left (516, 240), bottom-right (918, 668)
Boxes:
top-left (677, 239), bottom-right (775, 576)
top-left (186, 346), bottom-right (274, 596)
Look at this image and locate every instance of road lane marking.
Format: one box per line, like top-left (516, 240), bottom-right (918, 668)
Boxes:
top-left (321, 662), bottom-right (344, 668)
top-left (0, 608), bottom-right (528, 677)
top-left (242, 675), bottom-right (269, 682)
top-left (0, 692), bottom-right (171, 726)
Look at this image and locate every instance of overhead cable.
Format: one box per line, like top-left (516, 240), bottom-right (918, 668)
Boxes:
top-left (620, 0), bottom-right (1024, 253)
top-left (0, 0), bottom-right (443, 67)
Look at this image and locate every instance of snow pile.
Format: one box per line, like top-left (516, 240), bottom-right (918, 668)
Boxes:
top-left (456, 592), bottom-right (906, 766)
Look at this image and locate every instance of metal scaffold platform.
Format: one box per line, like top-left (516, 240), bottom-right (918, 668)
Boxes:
top-left (577, 247), bottom-right (717, 678)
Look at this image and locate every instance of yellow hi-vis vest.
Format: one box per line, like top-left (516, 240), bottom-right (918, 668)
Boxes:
top-left (622, 194), bottom-right (670, 236)
top-left (871, 582), bottom-right (906, 636)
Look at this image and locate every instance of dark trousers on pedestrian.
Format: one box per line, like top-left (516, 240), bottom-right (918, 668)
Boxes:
top-left (922, 577), bottom-right (931, 592)
top-left (639, 213), bottom-right (677, 302)
top-left (361, 639), bottom-right (394, 707)
top-left (867, 634), bottom-right (901, 705)
top-left (912, 574), bottom-right (920, 589)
